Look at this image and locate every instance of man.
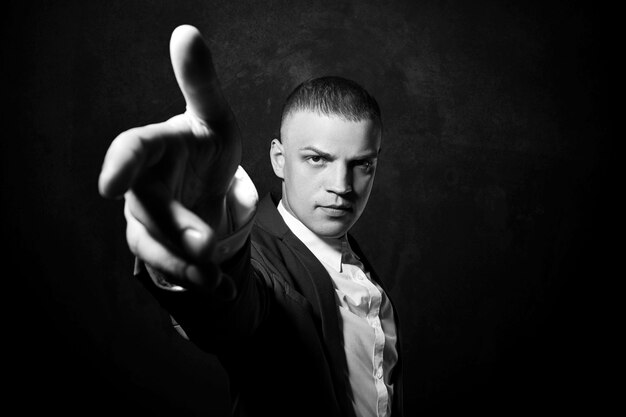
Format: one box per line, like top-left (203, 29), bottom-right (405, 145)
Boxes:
top-left (99, 25), bottom-right (403, 417)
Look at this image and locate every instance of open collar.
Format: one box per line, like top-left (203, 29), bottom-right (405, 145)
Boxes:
top-left (276, 200), bottom-right (345, 273)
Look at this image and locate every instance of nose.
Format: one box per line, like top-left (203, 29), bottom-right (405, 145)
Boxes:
top-left (326, 163), bottom-right (353, 195)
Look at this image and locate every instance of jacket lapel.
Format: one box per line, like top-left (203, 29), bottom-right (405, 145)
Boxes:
top-left (255, 193), bottom-right (356, 417)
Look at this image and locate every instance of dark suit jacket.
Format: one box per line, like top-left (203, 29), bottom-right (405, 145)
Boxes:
top-left (138, 193), bottom-right (403, 417)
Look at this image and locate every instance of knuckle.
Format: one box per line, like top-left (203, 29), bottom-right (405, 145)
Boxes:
top-left (184, 110), bottom-right (213, 139)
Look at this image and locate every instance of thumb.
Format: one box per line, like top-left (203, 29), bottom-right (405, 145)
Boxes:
top-left (169, 24), bottom-right (230, 124)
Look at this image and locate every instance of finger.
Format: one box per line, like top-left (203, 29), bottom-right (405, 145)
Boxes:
top-left (125, 210), bottom-right (188, 283)
top-left (169, 25), bottom-right (231, 124)
top-left (98, 118), bottom-right (183, 199)
top-left (124, 184), bottom-right (217, 262)
top-left (126, 210), bottom-right (229, 294)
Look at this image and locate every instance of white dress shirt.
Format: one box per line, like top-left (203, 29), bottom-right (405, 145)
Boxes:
top-left (278, 200), bottom-right (398, 417)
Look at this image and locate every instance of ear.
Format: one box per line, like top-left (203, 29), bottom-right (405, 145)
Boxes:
top-left (269, 138), bottom-right (285, 179)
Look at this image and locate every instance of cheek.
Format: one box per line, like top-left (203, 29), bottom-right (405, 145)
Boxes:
top-left (293, 165), bottom-right (324, 190)
top-left (354, 172), bottom-right (375, 194)
top-left (285, 167), bottom-right (315, 200)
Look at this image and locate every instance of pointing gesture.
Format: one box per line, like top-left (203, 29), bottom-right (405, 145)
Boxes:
top-left (98, 25), bottom-right (243, 294)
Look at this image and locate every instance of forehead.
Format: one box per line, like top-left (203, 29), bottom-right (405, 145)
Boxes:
top-left (280, 110), bottom-right (381, 151)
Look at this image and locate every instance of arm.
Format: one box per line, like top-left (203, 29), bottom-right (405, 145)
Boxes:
top-left (98, 25), bottom-right (264, 345)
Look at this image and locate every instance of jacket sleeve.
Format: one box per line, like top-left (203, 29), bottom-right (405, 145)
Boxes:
top-left (134, 236), bottom-right (271, 355)
top-left (132, 166), bottom-right (271, 354)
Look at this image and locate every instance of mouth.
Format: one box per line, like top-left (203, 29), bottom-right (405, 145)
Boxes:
top-left (319, 205), bottom-right (353, 217)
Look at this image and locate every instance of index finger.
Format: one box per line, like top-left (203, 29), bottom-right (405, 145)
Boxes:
top-left (170, 25), bottom-right (231, 125)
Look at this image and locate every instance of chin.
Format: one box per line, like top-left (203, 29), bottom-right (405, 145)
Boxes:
top-left (312, 223), bottom-right (352, 238)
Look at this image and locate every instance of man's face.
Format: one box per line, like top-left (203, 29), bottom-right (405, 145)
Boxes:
top-left (270, 110), bottom-right (381, 238)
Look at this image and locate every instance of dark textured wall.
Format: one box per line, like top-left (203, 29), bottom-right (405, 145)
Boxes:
top-left (5, 0), bottom-right (611, 415)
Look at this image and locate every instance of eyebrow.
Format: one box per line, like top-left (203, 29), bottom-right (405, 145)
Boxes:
top-left (299, 146), bottom-right (332, 159)
top-left (298, 146), bottom-right (379, 160)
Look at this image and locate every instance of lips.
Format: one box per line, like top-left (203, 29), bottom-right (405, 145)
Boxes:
top-left (319, 204), bottom-right (353, 217)
top-left (321, 203), bottom-right (352, 210)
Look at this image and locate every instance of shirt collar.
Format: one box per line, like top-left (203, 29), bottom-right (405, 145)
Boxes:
top-left (277, 199), bottom-right (345, 272)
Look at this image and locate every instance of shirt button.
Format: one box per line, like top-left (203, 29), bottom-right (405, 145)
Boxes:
top-left (376, 367), bottom-right (383, 379)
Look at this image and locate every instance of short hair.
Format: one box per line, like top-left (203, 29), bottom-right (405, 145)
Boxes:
top-left (279, 76), bottom-right (382, 137)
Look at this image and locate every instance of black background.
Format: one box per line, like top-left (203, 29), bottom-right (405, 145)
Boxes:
top-left (4, 0), bottom-right (613, 415)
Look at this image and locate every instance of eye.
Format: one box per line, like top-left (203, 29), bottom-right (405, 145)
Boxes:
top-left (355, 159), bottom-right (373, 169)
top-left (306, 155), bottom-right (326, 166)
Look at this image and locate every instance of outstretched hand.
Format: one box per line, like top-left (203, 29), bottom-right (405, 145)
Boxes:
top-left (98, 25), bottom-right (241, 294)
